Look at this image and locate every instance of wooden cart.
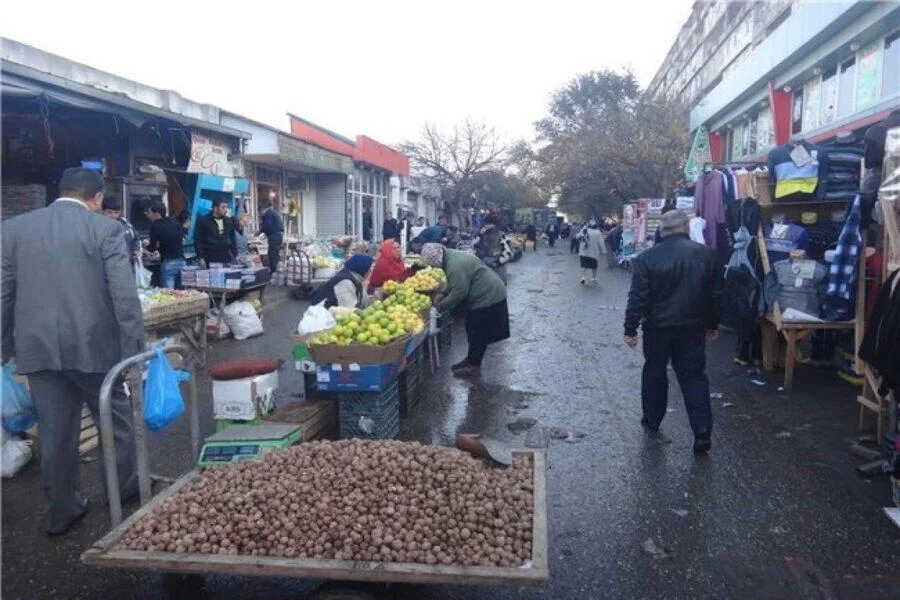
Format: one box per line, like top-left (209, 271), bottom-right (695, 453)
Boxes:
top-left (82, 451), bottom-right (548, 592)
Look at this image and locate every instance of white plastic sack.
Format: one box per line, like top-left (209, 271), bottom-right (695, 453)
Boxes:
top-left (298, 301), bottom-right (336, 336)
top-left (1, 437), bottom-right (33, 478)
top-left (205, 309), bottom-right (231, 338)
top-left (223, 301), bottom-right (264, 341)
top-left (135, 257), bottom-right (153, 289)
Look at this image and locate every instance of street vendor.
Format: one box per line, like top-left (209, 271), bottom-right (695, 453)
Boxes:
top-left (309, 254), bottom-right (376, 309)
top-left (420, 243), bottom-right (509, 377)
top-left (368, 239), bottom-right (415, 294)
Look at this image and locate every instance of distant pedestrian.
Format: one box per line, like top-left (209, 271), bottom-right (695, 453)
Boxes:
top-left (623, 210), bottom-right (723, 453)
top-left (570, 222), bottom-right (581, 254)
top-left (260, 202), bottom-right (284, 273)
top-left (146, 203), bottom-right (186, 288)
top-left (195, 198), bottom-right (236, 266)
top-left (577, 220), bottom-right (604, 286)
top-left (525, 223), bottom-right (537, 251)
top-left (101, 197), bottom-right (141, 269)
top-left (382, 211), bottom-right (400, 242)
top-left (546, 220), bottom-right (560, 247)
top-left (605, 223), bottom-right (622, 268)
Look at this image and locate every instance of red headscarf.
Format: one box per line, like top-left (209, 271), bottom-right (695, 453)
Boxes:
top-left (368, 239), bottom-right (412, 293)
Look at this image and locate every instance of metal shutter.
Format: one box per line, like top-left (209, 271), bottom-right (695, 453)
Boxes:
top-left (316, 174), bottom-right (347, 236)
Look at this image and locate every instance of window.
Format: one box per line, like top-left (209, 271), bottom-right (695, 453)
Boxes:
top-left (758, 106), bottom-right (774, 150)
top-left (838, 58), bottom-right (856, 117)
top-left (883, 31), bottom-right (900, 98)
top-left (802, 77), bottom-right (821, 132)
top-left (791, 89), bottom-right (804, 134)
top-left (820, 67), bottom-right (838, 125)
top-left (748, 115), bottom-right (758, 155)
top-left (855, 42), bottom-right (881, 111)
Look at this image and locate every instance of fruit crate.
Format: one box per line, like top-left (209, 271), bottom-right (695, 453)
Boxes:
top-left (338, 383), bottom-right (400, 440)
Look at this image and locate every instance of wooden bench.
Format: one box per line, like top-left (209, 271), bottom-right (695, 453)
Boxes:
top-left (760, 313), bottom-right (855, 390)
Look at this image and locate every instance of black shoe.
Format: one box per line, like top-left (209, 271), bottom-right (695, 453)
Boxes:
top-left (47, 497), bottom-right (90, 537)
top-left (693, 432), bottom-right (711, 453)
top-left (640, 417), bottom-right (659, 432)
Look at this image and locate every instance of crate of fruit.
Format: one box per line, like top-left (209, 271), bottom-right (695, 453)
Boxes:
top-left (82, 441), bottom-right (548, 586)
top-left (140, 289), bottom-right (210, 328)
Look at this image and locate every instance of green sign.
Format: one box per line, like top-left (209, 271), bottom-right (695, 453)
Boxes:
top-left (856, 42), bottom-right (880, 111)
top-left (684, 126), bottom-right (711, 183)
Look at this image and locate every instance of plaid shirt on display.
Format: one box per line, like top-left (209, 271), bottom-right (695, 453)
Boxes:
top-left (825, 195), bottom-right (862, 301)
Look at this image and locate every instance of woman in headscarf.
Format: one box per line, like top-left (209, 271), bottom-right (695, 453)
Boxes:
top-left (576, 219), bottom-right (604, 285)
top-left (308, 254), bottom-right (375, 309)
top-left (421, 243), bottom-right (509, 377)
top-left (368, 239), bottom-right (414, 293)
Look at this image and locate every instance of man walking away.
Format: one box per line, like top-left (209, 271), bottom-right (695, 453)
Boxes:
top-left (546, 219), bottom-right (560, 247)
top-left (260, 202), bottom-right (285, 274)
top-left (194, 198), bottom-right (236, 266)
top-left (102, 197), bottom-right (141, 269)
top-left (382, 211), bottom-right (400, 242)
top-left (623, 210), bottom-right (723, 453)
top-left (146, 203), bottom-right (186, 288)
top-left (2, 167), bottom-right (144, 535)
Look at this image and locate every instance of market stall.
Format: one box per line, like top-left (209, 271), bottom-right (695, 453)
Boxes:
top-left (180, 266), bottom-right (270, 338)
top-left (140, 289), bottom-right (210, 366)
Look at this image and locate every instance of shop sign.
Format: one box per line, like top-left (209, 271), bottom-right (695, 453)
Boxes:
top-left (187, 131), bottom-right (237, 176)
top-left (278, 135), bottom-right (354, 174)
top-left (684, 126), bottom-right (711, 183)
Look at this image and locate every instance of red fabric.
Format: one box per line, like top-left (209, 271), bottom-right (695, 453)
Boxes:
top-left (368, 240), bottom-right (412, 293)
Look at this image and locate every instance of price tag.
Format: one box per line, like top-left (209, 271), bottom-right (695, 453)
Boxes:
top-left (790, 145), bottom-right (813, 168)
top-left (792, 259), bottom-right (817, 279)
top-left (316, 370), bottom-right (330, 383)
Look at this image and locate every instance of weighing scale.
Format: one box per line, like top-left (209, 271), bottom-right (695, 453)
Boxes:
top-left (198, 424), bottom-right (302, 467)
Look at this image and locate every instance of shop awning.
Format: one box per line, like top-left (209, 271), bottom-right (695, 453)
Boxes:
top-left (1, 62), bottom-right (252, 140)
top-left (244, 133), bottom-right (355, 175)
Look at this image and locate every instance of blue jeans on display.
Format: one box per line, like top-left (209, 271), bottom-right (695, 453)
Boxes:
top-left (160, 259), bottom-right (186, 289)
top-left (641, 326), bottom-right (712, 435)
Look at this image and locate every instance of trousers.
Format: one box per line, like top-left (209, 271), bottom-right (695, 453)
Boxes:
top-left (641, 327), bottom-right (712, 435)
top-left (268, 234), bottom-right (283, 274)
top-left (160, 259), bottom-right (186, 289)
top-left (28, 370), bottom-right (138, 533)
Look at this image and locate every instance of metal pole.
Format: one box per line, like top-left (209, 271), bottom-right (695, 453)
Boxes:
top-left (98, 344), bottom-right (195, 527)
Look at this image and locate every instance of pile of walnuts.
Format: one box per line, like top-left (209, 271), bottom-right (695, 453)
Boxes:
top-left (122, 440), bottom-right (535, 567)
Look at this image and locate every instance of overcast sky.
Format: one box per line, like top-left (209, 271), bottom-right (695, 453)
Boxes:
top-left (2, 0), bottom-right (692, 146)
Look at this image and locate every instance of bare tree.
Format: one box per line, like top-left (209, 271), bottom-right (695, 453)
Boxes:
top-left (401, 120), bottom-right (507, 226)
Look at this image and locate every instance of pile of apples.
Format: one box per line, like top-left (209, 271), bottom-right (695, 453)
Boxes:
top-left (310, 300), bottom-right (425, 347)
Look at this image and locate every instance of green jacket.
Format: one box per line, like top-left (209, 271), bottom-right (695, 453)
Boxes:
top-left (440, 249), bottom-right (507, 312)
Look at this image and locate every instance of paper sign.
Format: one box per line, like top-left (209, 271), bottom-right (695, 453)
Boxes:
top-left (317, 370), bottom-right (330, 383)
top-left (790, 145), bottom-right (813, 168)
top-left (792, 260), bottom-right (817, 279)
top-left (222, 177), bottom-right (235, 193)
top-left (349, 364), bottom-right (361, 372)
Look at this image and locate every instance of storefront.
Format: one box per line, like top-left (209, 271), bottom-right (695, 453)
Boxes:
top-left (347, 167), bottom-right (391, 241)
top-left (1, 42), bottom-right (251, 236)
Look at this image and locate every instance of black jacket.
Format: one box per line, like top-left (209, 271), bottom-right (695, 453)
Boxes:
top-left (624, 234), bottom-right (723, 336)
top-left (308, 269), bottom-right (362, 309)
top-left (859, 269), bottom-right (900, 390)
top-left (195, 213), bottom-right (236, 264)
top-left (382, 219), bottom-right (400, 241)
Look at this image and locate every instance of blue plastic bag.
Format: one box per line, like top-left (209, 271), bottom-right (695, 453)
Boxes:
top-left (1, 364), bottom-right (37, 433)
top-left (143, 347), bottom-right (189, 432)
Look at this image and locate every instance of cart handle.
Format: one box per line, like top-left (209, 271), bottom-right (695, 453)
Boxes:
top-left (98, 344), bottom-right (199, 528)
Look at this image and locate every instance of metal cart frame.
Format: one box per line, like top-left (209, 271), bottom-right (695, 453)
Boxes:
top-left (98, 344), bottom-right (200, 527)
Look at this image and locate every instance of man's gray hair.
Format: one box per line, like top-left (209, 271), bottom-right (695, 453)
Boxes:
top-left (659, 210), bottom-right (690, 237)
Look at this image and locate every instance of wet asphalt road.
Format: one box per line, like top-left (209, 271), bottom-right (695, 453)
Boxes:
top-left (2, 246), bottom-right (899, 600)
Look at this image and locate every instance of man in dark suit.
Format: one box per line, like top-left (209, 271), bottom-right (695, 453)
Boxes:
top-left (259, 201), bottom-right (284, 274)
top-left (2, 168), bottom-right (145, 535)
top-left (382, 211), bottom-right (400, 242)
top-left (623, 210), bottom-right (723, 453)
top-left (194, 198), bottom-right (236, 266)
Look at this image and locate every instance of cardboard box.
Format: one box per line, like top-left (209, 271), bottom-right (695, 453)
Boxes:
top-left (306, 334), bottom-right (409, 367)
top-left (405, 330), bottom-right (427, 358)
top-left (316, 362), bottom-right (399, 392)
top-left (212, 371), bottom-right (279, 421)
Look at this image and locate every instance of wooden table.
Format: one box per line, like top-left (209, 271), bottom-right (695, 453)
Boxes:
top-left (760, 314), bottom-right (856, 390)
top-left (183, 282), bottom-right (268, 339)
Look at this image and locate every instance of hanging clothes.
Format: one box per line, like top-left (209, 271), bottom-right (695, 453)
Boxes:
top-left (767, 142), bottom-right (825, 201)
top-left (859, 269), bottom-right (900, 390)
top-left (825, 195), bottom-right (862, 301)
top-left (695, 170), bottom-right (726, 250)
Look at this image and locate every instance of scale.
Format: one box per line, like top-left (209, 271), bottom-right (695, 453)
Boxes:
top-left (198, 423), bottom-right (302, 467)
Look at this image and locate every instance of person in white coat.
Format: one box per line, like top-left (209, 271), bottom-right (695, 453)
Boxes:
top-left (577, 219), bottom-right (604, 285)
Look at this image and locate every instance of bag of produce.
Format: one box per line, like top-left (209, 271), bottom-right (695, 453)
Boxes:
top-left (298, 301), bottom-right (336, 336)
top-left (135, 257), bottom-right (153, 289)
top-left (1, 431), bottom-right (32, 478)
top-left (1, 364), bottom-right (36, 434)
top-left (143, 346), bottom-right (189, 432)
top-left (223, 301), bottom-right (264, 341)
